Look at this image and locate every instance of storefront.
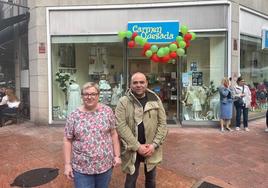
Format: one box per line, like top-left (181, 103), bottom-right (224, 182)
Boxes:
top-left (0, 1), bottom-right (30, 119)
top-left (240, 6), bottom-right (268, 118)
top-left (47, 2), bottom-right (230, 125)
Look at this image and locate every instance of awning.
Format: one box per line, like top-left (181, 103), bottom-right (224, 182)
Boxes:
top-left (0, 12), bottom-right (30, 32)
top-left (0, 12), bottom-right (29, 45)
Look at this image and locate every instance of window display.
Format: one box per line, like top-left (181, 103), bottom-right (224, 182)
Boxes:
top-left (240, 35), bottom-right (268, 117)
top-left (51, 37), bottom-right (124, 121)
top-left (181, 34), bottom-right (226, 121)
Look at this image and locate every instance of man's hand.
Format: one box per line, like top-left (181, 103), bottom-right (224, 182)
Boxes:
top-left (137, 144), bottom-right (150, 156)
top-left (64, 164), bottom-right (74, 180)
top-left (144, 144), bottom-right (155, 157)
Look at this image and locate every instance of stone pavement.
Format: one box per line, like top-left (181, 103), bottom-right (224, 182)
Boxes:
top-left (0, 118), bottom-right (267, 188)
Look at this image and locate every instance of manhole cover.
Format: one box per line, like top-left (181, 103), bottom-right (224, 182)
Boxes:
top-left (197, 181), bottom-right (223, 188)
top-left (10, 168), bottom-right (59, 187)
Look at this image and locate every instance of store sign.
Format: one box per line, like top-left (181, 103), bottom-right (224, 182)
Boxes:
top-left (262, 29), bottom-right (268, 49)
top-left (39, 42), bottom-right (46, 53)
top-left (128, 21), bottom-right (179, 43)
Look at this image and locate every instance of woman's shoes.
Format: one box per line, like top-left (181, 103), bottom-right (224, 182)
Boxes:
top-left (226, 127), bottom-right (233, 131)
top-left (220, 127), bottom-right (225, 132)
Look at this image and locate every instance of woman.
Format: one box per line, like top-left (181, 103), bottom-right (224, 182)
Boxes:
top-left (233, 77), bottom-right (251, 131)
top-left (0, 88), bottom-right (20, 125)
top-left (63, 82), bottom-right (121, 188)
top-left (219, 78), bottom-right (233, 132)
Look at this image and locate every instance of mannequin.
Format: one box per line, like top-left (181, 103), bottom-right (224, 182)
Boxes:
top-left (192, 87), bottom-right (202, 120)
top-left (99, 79), bottom-right (112, 104)
top-left (210, 93), bottom-right (220, 120)
top-left (111, 84), bottom-right (123, 106)
top-left (67, 81), bottom-right (81, 115)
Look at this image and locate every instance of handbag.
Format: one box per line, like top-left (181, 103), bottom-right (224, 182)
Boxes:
top-left (235, 86), bottom-right (245, 106)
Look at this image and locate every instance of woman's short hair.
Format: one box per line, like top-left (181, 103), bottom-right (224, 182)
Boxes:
top-left (81, 82), bottom-right (100, 95)
top-left (221, 77), bottom-right (229, 85)
top-left (237, 76), bottom-right (244, 83)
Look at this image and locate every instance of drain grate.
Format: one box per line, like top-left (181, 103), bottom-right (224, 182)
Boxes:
top-left (10, 168), bottom-right (59, 187)
top-left (197, 181), bottom-right (223, 188)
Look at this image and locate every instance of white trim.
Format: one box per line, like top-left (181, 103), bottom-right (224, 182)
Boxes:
top-left (190, 28), bottom-right (228, 32)
top-left (227, 2), bottom-right (232, 77)
top-left (240, 6), bottom-right (268, 20)
top-left (47, 1), bottom-right (229, 11)
top-left (46, 8), bottom-right (52, 124)
top-left (238, 5), bottom-right (241, 77)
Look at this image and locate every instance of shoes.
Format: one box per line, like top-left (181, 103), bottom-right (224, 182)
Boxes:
top-left (245, 127), bottom-right (250, 132)
top-left (235, 127), bottom-right (240, 131)
top-left (226, 127), bottom-right (233, 131)
top-left (265, 128), bottom-right (268, 132)
top-left (220, 128), bottom-right (225, 132)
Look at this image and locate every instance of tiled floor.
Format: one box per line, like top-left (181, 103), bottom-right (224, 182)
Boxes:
top-left (0, 118), bottom-right (267, 188)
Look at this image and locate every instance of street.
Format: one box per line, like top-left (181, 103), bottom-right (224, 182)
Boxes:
top-left (0, 118), bottom-right (267, 188)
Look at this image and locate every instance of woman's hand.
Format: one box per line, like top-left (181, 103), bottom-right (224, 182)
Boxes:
top-left (64, 163), bottom-right (74, 180)
top-left (113, 156), bottom-right (122, 167)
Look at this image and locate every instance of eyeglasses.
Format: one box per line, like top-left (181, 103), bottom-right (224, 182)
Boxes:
top-left (82, 93), bottom-right (99, 97)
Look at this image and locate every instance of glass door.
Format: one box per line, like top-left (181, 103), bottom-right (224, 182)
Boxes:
top-left (128, 46), bottom-right (179, 124)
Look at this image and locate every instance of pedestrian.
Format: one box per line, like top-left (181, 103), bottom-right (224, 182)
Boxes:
top-left (63, 82), bottom-right (121, 188)
top-left (0, 88), bottom-right (20, 126)
top-left (233, 77), bottom-right (251, 131)
top-left (219, 77), bottom-right (233, 132)
top-left (265, 109), bottom-right (268, 132)
top-left (115, 72), bottom-right (168, 188)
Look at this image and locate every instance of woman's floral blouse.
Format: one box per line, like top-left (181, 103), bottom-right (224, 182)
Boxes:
top-left (65, 104), bottom-right (115, 174)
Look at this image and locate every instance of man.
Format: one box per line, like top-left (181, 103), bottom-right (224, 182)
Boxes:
top-left (115, 72), bottom-right (168, 188)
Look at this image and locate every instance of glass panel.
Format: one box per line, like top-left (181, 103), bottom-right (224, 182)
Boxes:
top-left (128, 45), bottom-right (178, 123)
top-left (180, 34), bottom-right (227, 122)
top-left (51, 36), bottom-right (124, 121)
top-left (240, 35), bottom-right (268, 117)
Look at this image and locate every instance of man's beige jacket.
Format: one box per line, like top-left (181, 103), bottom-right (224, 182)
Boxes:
top-left (115, 89), bottom-right (168, 175)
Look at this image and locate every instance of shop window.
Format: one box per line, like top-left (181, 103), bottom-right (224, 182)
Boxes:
top-left (240, 35), bottom-right (268, 115)
top-left (181, 34), bottom-right (227, 121)
top-left (51, 36), bottom-right (124, 121)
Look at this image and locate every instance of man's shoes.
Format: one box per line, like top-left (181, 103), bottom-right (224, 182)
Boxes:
top-left (265, 128), bottom-right (268, 132)
top-left (235, 127), bottom-right (240, 131)
top-left (245, 127), bottom-right (250, 132)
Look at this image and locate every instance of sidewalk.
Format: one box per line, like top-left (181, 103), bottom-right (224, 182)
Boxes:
top-left (0, 118), bottom-right (267, 188)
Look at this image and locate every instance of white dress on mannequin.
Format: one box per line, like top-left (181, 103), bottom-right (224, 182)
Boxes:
top-left (67, 83), bottom-right (81, 115)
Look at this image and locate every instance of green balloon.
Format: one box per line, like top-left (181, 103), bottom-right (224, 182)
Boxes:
top-left (180, 25), bottom-right (188, 35)
top-left (179, 41), bottom-right (186, 48)
top-left (190, 32), bottom-right (196, 40)
top-left (176, 48), bottom-right (185, 56)
top-left (169, 43), bottom-right (177, 52)
top-left (176, 36), bottom-right (183, 43)
top-left (151, 45), bottom-right (158, 53)
top-left (118, 31), bottom-right (126, 39)
top-left (134, 36), bottom-right (142, 43)
top-left (145, 50), bottom-right (153, 57)
top-left (157, 48), bottom-right (165, 57)
top-left (126, 31), bottom-right (132, 38)
top-left (140, 38), bottom-right (147, 46)
top-left (164, 47), bottom-right (170, 55)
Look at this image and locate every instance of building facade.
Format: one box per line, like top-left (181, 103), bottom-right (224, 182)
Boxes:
top-left (6, 0), bottom-right (268, 125)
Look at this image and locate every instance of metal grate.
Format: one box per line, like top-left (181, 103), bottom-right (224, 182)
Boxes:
top-left (197, 181), bottom-right (223, 188)
top-left (10, 168), bottom-right (59, 187)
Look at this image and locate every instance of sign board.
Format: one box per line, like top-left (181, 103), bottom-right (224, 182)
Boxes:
top-left (128, 21), bottom-right (179, 43)
top-left (192, 72), bottom-right (203, 86)
top-left (262, 29), bottom-right (268, 49)
top-left (39, 42), bottom-right (46, 53)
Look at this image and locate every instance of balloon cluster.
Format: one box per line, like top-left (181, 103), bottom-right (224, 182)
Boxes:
top-left (118, 25), bottom-right (196, 63)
